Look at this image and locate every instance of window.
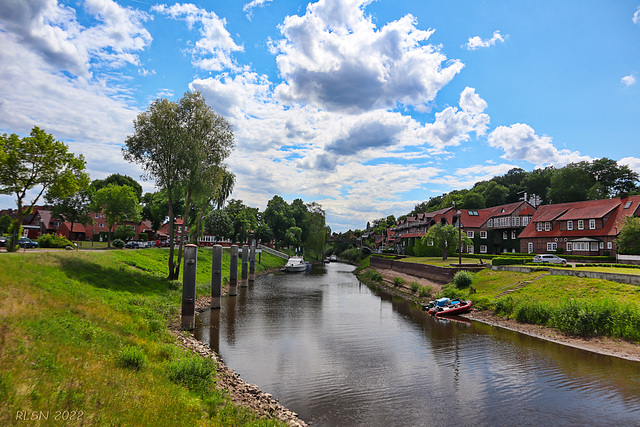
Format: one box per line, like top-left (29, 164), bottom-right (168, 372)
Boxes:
top-left (480, 245), bottom-right (487, 253)
top-left (544, 222), bottom-right (551, 231)
top-left (589, 219), bottom-right (596, 230)
top-left (513, 217), bottom-right (521, 227)
top-left (536, 222), bottom-right (543, 232)
top-left (566, 242), bottom-right (573, 252)
top-left (503, 231), bottom-right (508, 240)
top-left (488, 219), bottom-right (493, 227)
top-left (467, 246), bottom-right (474, 254)
top-left (578, 220), bottom-right (584, 230)
top-left (599, 242), bottom-right (604, 249)
top-left (547, 242), bottom-right (557, 251)
top-left (528, 242), bottom-right (533, 253)
top-left (467, 231), bottom-right (474, 238)
top-left (480, 231), bottom-right (487, 239)
top-left (567, 220), bottom-right (573, 230)
top-left (95, 214), bottom-right (99, 219)
top-left (522, 217), bottom-right (530, 226)
top-left (607, 241), bottom-right (613, 249)
top-left (573, 242), bottom-right (588, 251)
top-left (512, 230), bottom-right (517, 239)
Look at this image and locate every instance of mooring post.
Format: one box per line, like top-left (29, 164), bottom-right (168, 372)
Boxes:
top-left (211, 245), bottom-right (222, 309)
top-left (229, 245), bottom-right (238, 296)
top-left (181, 244), bottom-right (198, 330)
top-left (241, 245), bottom-right (249, 287)
top-left (249, 244), bottom-right (256, 284)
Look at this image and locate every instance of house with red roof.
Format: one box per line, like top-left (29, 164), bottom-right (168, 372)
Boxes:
top-left (518, 195), bottom-right (640, 256)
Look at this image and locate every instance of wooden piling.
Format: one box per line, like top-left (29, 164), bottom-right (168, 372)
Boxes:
top-left (181, 244), bottom-right (198, 330)
top-left (229, 245), bottom-right (238, 296)
top-left (211, 245), bottom-right (222, 309)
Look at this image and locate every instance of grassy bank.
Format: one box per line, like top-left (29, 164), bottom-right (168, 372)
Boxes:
top-left (0, 248), bottom-right (286, 426)
top-left (363, 256), bottom-right (640, 343)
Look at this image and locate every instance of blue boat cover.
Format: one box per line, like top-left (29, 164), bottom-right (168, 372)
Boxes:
top-left (435, 297), bottom-right (451, 307)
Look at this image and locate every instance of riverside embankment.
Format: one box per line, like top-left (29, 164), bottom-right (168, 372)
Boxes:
top-left (362, 256), bottom-right (640, 362)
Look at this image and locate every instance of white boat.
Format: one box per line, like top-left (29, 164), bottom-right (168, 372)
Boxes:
top-left (329, 255), bottom-right (337, 262)
top-left (285, 256), bottom-right (307, 272)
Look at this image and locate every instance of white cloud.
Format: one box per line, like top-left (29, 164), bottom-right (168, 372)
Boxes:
top-left (152, 3), bottom-right (245, 72)
top-left (634, 7), bottom-right (640, 25)
top-left (0, 0), bottom-right (151, 78)
top-left (270, 0), bottom-right (463, 112)
top-left (243, 0), bottom-right (273, 20)
top-left (622, 74), bottom-right (636, 86)
top-left (465, 30), bottom-right (507, 50)
top-left (619, 157), bottom-right (640, 175)
top-left (487, 123), bottom-right (591, 167)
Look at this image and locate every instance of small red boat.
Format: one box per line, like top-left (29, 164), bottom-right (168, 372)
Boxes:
top-left (430, 299), bottom-right (473, 317)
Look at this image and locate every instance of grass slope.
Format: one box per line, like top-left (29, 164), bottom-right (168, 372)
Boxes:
top-left (0, 248), bottom-right (286, 426)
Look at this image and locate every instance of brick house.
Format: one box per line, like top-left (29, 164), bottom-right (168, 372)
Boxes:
top-left (518, 195), bottom-right (640, 256)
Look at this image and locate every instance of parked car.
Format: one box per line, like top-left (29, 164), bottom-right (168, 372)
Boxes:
top-left (125, 241), bottom-right (140, 249)
top-left (0, 236), bottom-right (7, 247)
top-left (532, 254), bottom-right (567, 265)
top-left (19, 237), bottom-right (39, 249)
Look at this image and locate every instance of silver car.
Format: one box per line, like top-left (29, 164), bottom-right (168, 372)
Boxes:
top-left (532, 254), bottom-right (567, 265)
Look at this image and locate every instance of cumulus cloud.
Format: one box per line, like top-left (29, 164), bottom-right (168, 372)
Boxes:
top-left (270, 0), bottom-right (463, 112)
top-left (0, 0), bottom-right (151, 78)
top-left (619, 157), bottom-right (640, 175)
top-left (488, 123), bottom-right (590, 167)
top-left (465, 30), bottom-right (507, 50)
top-left (634, 7), bottom-right (640, 25)
top-left (243, 0), bottom-right (273, 20)
top-left (622, 74), bottom-right (636, 86)
top-left (152, 3), bottom-right (245, 72)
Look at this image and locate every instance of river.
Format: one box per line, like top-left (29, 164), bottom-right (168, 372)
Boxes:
top-left (194, 262), bottom-right (640, 426)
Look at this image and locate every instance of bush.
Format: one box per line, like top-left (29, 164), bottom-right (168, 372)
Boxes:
top-left (515, 301), bottom-right (552, 325)
top-left (492, 257), bottom-right (527, 266)
top-left (392, 277), bottom-right (405, 287)
top-left (166, 356), bottom-right (215, 392)
top-left (116, 345), bottom-right (146, 371)
top-left (138, 232), bottom-right (148, 241)
top-left (37, 233), bottom-right (73, 248)
top-left (410, 281), bottom-right (420, 292)
top-left (112, 238), bottom-right (125, 249)
top-left (340, 247), bottom-right (363, 263)
top-left (418, 285), bottom-right (433, 298)
top-left (494, 296), bottom-right (515, 316)
top-left (453, 270), bottom-right (474, 289)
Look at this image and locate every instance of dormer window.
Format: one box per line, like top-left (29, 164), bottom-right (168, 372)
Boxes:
top-left (578, 220), bottom-right (584, 230)
top-left (589, 219), bottom-right (596, 229)
top-left (544, 222), bottom-right (551, 231)
top-left (567, 220), bottom-right (573, 230)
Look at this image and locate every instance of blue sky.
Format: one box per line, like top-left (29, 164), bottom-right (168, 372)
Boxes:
top-left (1, 0), bottom-right (639, 232)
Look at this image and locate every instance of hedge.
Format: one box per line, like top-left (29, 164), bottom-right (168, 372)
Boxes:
top-left (492, 257), bottom-right (527, 266)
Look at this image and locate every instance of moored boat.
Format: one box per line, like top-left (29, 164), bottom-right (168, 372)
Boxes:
top-left (428, 299), bottom-right (473, 317)
top-left (285, 256), bottom-right (308, 272)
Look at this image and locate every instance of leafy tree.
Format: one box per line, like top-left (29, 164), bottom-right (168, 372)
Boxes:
top-left (482, 181), bottom-right (508, 207)
top-left (589, 158), bottom-right (639, 197)
top-left (263, 195), bottom-right (295, 247)
top-left (91, 184), bottom-right (142, 247)
top-left (616, 216), bottom-right (640, 255)
top-left (421, 223), bottom-right (472, 261)
top-left (204, 209), bottom-right (234, 240)
top-left (305, 202), bottom-right (326, 260)
top-left (547, 162), bottom-right (595, 204)
top-left (461, 191), bottom-right (485, 209)
top-left (224, 199), bottom-right (258, 243)
top-left (0, 214), bottom-right (11, 235)
top-left (0, 126), bottom-right (86, 251)
top-left (190, 165), bottom-right (235, 243)
top-left (114, 224), bottom-right (136, 241)
top-left (46, 177), bottom-right (93, 241)
top-left (283, 226), bottom-right (302, 256)
top-left (91, 174), bottom-right (143, 201)
top-left (521, 166), bottom-right (554, 206)
top-left (124, 91), bottom-right (234, 279)
top-left (254, 223), bottom-right (274, 244)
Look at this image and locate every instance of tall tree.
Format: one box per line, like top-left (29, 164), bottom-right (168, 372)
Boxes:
top-left (204, 209), bottom-right (234, 240)
top-left (190, 165), bottom-right (235, 243)
top-left (589, 158), bottom-right (639, 198)
top-left (616, 216), bottom-right (640, 255)
top-left (90, 184), bottom-right (142, 247)
top-left (91, 174), bottom-right (143, 201)
top-left (547, 162), bottom-right (595, 204)
top-left (124, 91), bottom-right (234, 279)
top-left (46, 179), bottom-right (93, 242)
top-left (263, 195), bottom-right (295, 247)
top-left (0, 126), bottom-right (86, 251)
top-left (224, 199), bottom-right (258, 243)
top-left (305, 202), bottom-right (326, 260)
top-left (421, 223), bottom-right (472, 261)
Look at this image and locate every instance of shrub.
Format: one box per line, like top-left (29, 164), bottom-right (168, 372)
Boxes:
top-left (418, 285), bottom-right (433, 298)
top-left (116, 345), bottom-right (146, 371)
top-left (515, 301), bottom-right (553, 325)
top-left (166, 356), bottom-right (215, 392)
top-left (112, 238), bottom-right (125, 249)
top-left (392, 277), bottom-right (405, 287)
top-left (492, 257), bottom-right (527, 266)
top-left (453, 270), bottom-right (474, 289)
top-left (410, 281), bottom-right (420, 292)
top-left (138, 232), bottom-right (148, 241)
top-left (37, 233), bottom-right (73, 248)
top-left (494, 296), bottom-right (515, 316)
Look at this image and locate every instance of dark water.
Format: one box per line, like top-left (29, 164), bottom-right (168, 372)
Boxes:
top-left (194, 262), bottom-right (640, 427)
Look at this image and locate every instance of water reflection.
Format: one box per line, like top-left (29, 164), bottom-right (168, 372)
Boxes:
top-left (194, 262), bottom-right (640, 427)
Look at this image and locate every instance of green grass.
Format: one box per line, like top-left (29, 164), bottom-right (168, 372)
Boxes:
top-left (0, 249), bottom-right (286, 426)
top-left (401, 256), bottom-right (485, 266)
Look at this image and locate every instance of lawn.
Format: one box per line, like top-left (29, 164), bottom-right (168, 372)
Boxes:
top-left (0, 248), bottom-right (286, 426)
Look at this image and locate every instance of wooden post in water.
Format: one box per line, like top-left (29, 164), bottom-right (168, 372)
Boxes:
top-left (249, 245), bottom-right (256, 284)
top-left (181, 244), bottom-right (198, 330)
top-left (229, 245), bottom-right (238, 296)
top-left (211, 245), bottom-right (222, 309)
top-left (241, 245), bottom-right (249, 287)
